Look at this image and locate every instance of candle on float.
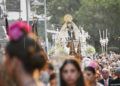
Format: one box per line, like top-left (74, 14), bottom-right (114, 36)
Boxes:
top-left (99, 29), bottom-right (102, 39)
top-left (103, 30), bottom-right (105, 39)
top-left (106, 29), bottom-right (108, 38)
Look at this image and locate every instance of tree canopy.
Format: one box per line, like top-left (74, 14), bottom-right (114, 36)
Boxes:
top-left (47, 0), bottom-right (120, 53)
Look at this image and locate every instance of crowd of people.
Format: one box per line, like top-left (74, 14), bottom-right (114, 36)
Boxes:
top-left (0, 21), bottom-right (119, 86)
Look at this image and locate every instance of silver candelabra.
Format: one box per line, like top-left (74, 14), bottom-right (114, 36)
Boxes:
top-left (99, 29), bottom-right (109, 54)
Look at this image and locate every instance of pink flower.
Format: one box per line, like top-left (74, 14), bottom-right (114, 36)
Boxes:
top-left (8, 21), bottom-right (31, 41)
top-left (9, 27), bottom-right (23, 41)
top-left (88, 61), bottom-right (98, 69)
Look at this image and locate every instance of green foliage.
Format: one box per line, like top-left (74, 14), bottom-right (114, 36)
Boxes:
top-left (47, 0), bottom-right (120, 52)
top-left (48, 0), bottom-right (80, 24)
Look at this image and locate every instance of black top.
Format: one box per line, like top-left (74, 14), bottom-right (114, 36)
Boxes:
top-left (99, 78), bottom-right (113, 86)
top-left (111, 78), bottom-right (120, 86)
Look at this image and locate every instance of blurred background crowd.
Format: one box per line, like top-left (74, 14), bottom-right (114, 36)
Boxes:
top-left (0, 21), bottom-right (119, 86)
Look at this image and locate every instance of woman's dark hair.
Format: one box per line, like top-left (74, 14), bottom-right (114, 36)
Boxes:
top-left (5, 21), bottom-right (48, 74)
top-left (85, 66), bottom-right (96, 75)
top-left (49, 73), bottom-right (56, 81)
top-left (60, 59), bottom-right (85, 86)
top-left (48, 63), bottom-right (54, 71)
top-left (5, 36), bottom-right (47, 74)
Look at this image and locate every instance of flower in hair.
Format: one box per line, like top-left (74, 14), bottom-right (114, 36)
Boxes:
top-left (8, 21), bottom-right (31, 41)
top-left (88, 61), bottom-right (98, 69)
top-left (9, 27), bottom-right (23, 41)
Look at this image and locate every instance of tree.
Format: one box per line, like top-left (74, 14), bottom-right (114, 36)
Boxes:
top-left (75, 0), bottom-right (120, 52)
top-left (47, 0), bottom-right (120, 52)
top-left (48, 0), bottom-right (80, 24)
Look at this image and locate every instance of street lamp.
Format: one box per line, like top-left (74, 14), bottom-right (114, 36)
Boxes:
top-left (31, 0), bottom-right (42, 37)
top-left (31, 0), bottom-right (41, 15)
top-left (31, 0), bottom-right (48, 53)
top-left (44, 0), bottom-right (48, 53)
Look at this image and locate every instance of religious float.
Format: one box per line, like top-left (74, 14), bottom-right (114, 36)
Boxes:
top-left (49, 14), bottom-right (96, 63)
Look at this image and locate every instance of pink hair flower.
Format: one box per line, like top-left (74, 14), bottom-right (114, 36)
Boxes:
top-left (9, 27), bottom-right (23, 41)
top-left (8, 21), bottom-right (32, 41)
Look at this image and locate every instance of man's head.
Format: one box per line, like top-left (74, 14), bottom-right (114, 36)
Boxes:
top-left (101, 68), bottom-right (109, 80)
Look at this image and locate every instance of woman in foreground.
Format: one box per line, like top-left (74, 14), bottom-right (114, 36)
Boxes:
top-left (60, 59), bottom-right (86, 86)
top-left (3, 21), bottom-right (47, 86)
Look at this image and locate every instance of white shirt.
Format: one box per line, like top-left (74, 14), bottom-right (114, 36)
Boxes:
top-left (97, 82), bottom-right (104, 86)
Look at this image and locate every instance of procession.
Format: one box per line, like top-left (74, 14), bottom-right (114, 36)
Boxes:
top-left (0, 0), bottom-right (120, 86)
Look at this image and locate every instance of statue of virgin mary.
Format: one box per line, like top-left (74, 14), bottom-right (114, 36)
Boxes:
top-left (55, 14), bottom-right (80, 48)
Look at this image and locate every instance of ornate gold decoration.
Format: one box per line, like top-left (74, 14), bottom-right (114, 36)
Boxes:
top-left (64, 14), bottom-right (73, 23)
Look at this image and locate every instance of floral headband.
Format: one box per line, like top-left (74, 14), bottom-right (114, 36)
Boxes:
top-left (8, 21), bottom-right (32, 41)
